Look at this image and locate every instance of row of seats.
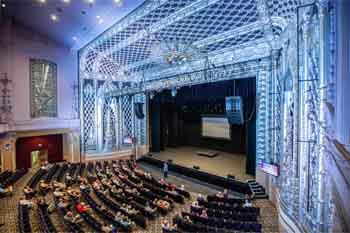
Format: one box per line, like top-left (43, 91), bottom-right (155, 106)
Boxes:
top-left (81, 189), bottom-right (132, 232)
top-left (191, 206), bottom-right (258, 222)
top-left (70, 196), bottom-right (103, 232)
top-left (0, 168), bottom-right (27, 188)
top-left (42, 164), bottom-right (60, 183)
top-left (197, 199), bottom-right (260, 215)
top-left (92, 163), bottom-right (148, 228)
top-left (38, 202), bottom-right (57, 233)
top-left (18, 204), bottom-right (32, 233)
top-left (26, 169), bottom-right (47, 189)
top-left (109, 161), bottom-right (177, 209)
top-left (139, 156), bottom-right (252, 195)
top-left (181, 211), bottom-right (262, 232)
top-left (54, 196), bottom-right (84, 233)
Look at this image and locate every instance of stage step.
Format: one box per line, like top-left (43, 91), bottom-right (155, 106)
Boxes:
top-left (246, 179), bottom-right (268, 199)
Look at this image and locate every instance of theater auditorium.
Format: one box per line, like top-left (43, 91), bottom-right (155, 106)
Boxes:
top-left (0, 0), bottom-right (349, 232)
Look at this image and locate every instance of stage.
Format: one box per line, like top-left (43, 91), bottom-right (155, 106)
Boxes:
top-left (150, 146), bottom-right (254, 181)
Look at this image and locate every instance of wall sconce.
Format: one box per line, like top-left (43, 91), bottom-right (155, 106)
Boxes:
top-left (4, 143), bottom-right (11, 151)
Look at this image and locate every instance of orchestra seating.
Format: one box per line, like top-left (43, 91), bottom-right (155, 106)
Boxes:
top-left (15, 160), bottom-right (261, 233)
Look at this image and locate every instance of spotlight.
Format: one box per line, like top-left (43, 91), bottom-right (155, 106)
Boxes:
top-left (50, 14), bottom-right (58, 22)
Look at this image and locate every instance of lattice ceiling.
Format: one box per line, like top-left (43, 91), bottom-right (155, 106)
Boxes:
top-left (80, 0), bottom-right (300, 82)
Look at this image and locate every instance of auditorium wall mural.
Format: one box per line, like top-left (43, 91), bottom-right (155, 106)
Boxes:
top-left (78, 0), bottom-right (343, 232)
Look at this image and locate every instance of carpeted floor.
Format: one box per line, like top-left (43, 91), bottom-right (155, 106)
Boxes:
top-left (151, 146), bottom-right (254, 181)
top-left (0, 162), bottom-right (280, 233)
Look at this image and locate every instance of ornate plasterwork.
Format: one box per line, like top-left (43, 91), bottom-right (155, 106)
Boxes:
top-left (79, 0), bottom-right (296, 81)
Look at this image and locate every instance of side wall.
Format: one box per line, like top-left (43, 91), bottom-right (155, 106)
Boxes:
top-left (0, 19), bottom-right (80, 171)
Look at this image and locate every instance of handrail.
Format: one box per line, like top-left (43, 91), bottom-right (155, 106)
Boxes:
top-left (333, 139), bottom-right (350, 161)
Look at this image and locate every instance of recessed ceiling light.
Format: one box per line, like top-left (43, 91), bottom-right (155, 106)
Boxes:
top-left (50, 14), bottom-right (58, 22)
top-left (98, 18), bottom-right (104, 24)
top-left (62, 0), bottom-right (70, 3)
top-left (87, 0), bottom-right (94, 4)
top-left (96, 15), bottom-right (101, 19)
top-left (37, 0), bottom-right (46, 3)
top-left (1, 3), bottom-right (6, 8)
top-left (72, 36), bottom-right (78, 41)
top-left (114, 0), bottom-right (123, 5)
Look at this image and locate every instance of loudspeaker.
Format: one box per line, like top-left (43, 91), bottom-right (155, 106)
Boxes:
top-left (226, 96), bottom-right (244, 125)
top-left (134, 103), bottom-right (145, 119)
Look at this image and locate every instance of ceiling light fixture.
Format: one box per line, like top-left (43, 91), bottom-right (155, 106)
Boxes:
top-left (114, 0), bottom-right (123, 6)
top-left (37, 0), bottom-right (46, 3)
top-left (50, 14), bottom-right (58, 22)
top-left (87, 0), bottom-right (94, 4)
top-left (62, 0), bottom-right (70, 3)
top-left (96, 15), bottom-right (101, 19)
top-left (1, 3), bottom-right (6, 8)
top-left (72, 36), bottom-right (78, 41)
top-left (98, 18), bottom-right (104, 24)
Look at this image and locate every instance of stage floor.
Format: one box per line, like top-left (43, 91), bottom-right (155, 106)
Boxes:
top-left (151, 146), bottom-right (254, 181)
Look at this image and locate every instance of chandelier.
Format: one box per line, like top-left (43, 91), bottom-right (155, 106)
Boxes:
top-left (151, 41), bottom-right (202, 67)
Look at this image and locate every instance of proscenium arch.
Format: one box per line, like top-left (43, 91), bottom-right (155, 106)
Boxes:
top-left (106, 57), bottom-right (275, 170)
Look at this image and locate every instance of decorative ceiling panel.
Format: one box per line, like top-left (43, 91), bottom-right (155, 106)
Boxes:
top-left (266, 0), bottom-right (300, 20)
top-left (108, 38), bottom-right (157, 66)
top-left (153, 0), bottom-right (259, 42)
top-left (80, 0), bottom-right (299, 82)
top-left (204, 29), bottom-right (265, 53)
top-left (93, 0), bottom-right (194, 53)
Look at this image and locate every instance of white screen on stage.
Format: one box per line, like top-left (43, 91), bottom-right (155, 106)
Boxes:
top-left (201, 117), bottom-right (230, 139)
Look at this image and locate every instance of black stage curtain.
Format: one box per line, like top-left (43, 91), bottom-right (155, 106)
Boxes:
top-left (149, 78), bottom-right (256, 175)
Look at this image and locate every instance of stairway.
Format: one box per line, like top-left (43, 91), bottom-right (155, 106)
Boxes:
top-left (247, 180), bottom-right (268, 199)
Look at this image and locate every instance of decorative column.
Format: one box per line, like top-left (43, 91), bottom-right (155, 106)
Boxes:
top-left (316, 2), bottom-right (328, 232)
top-left (298, 13), bottom-right (312, 223)
top-left (256, 59), bottom-right (270, 163)
top-left (270, 49), bottom-right (281, 164)
top-left (103, 108), bottom-right (113, 151)
top-left (96, 81), bottom-right (104, 152)
top-left (111, 98), bottom-right (120, 150)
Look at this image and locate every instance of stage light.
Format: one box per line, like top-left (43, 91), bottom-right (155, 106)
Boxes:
top-left (50, 14), bottom-right (58, 22)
